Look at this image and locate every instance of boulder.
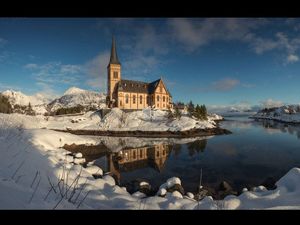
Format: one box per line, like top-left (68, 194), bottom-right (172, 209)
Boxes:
top-left (166, 183), bottom-right (185, 195)
top-left (74, 158), bottom-right (86, 164)
top-left (157, 188), bottom-right (167, 197)
top-left (186, 192), bottom-right (194, 199)
top-left (139, 181), bottom-right (152, 196)
top-left (74, 152), bottom-right (83, 158)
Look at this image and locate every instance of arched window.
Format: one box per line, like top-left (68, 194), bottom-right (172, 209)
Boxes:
top-left (140, 95), bottom-right (143, 104)
top-left (163, 96), bottom-right (165, 102)
top-left (157, 95), bottom-right (160, 102)
top-left (133, 95), bottom-right (136, 104)
top-left (120, 100), bottom-right (122, 106)
top-left (125, 94), bottom-right (129, 104)
top-left (146, 96), bottom-right (149, 105)
top-left (113, 71), bottom-right (118, 79)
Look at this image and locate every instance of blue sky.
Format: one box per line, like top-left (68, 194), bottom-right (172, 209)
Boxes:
top-left (1, 18), bottom-right (300, 112)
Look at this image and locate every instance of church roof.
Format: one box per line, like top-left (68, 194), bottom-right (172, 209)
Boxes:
top-left (116, 79), bottom-right (172, 96)
top-left (108, 36), bottom-right (121, 66)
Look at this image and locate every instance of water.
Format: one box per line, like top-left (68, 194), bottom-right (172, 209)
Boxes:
top-left (64, 116), bottom-right (300, 197)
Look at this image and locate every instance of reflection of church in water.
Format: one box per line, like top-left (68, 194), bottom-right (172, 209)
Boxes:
top-left (106, 144), bottom-right (172, 184)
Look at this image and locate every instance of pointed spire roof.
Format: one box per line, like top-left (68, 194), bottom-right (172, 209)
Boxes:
top-left (108, 36), bottom-right (121, 66)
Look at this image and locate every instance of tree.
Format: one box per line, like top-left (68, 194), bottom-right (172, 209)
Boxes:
top-left (187, 100), bottom-right (195, 115)
top-left (0, 94), bottom-right (12, 114)
top-left (166, 106), bottom-right (175, 120)
top-left (193, 104), bottom-right (207, 120)
top-left (174, 106), bottom-right (182, 119)
top-left (26, 102), bottom-right (36, 116)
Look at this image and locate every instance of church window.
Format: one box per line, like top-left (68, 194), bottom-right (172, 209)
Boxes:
top-left (133, 95), bottom-right (136, 104)
top-left (156, 151), bottom-right (159, 157)
top-left (140, 95), bottom-right (142, 104)
top-left (167, 97), bottom-right (169, 102)
top-left (125, 94), bottom-right (129, 104)
top-left (140, 149), bottom-right (143, 158)
top-left (133, 151), bottom-right (136, 159)
top-left (157, 96), bottom-right (160, 102)
top-left (163, 96), bottom-right (165, 102)
top-left (113, 71), bottom-right (118, 79)
top-left (120, 100), bottom-right (122, 106)
top-left (146, 96), bottom-right (149, 104)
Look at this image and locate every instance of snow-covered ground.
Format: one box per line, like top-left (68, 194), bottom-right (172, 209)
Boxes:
top-left (1, 112), bottom-right (300, 209)
top-left (251, 105), bottom-right (300, 123)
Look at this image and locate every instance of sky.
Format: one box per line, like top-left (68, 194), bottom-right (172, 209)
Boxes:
top-left (1, 18), bottom-right (300, 112)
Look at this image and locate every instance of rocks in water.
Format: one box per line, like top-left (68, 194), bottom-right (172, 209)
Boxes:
top-left (74, 158), bottom-right (86, 164)
top-left (186, 192), bottom-right (194, 199)
top-left (167, 183), bottom-right (185, 195)
top-left (85, 165), bottom-right (103, 177)
top-left (166, 177), bottom-right (181, 188)
top-left (157, 188), bottom-right (167, 197)
top-left (219, 181), bottom-right (232, 192)
top-left (74, 152), bottom-right (83, 158)
top-left (216, 181), bottom-right (237, 199)
top-left (139, 181), bottom-right (152, 196)
top-left (261, 177), bottom-right (277, 190)
top-left (103, 175), bottom-right (116, 186)
top-left (132, 191), bottom-right (146, 198)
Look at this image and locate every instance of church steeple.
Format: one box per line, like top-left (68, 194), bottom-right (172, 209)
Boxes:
top-left (108, 36), bottom-right (121, 66)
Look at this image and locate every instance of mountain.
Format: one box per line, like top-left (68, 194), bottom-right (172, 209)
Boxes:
top-left (1, 90), bottom-right (50, 106)
top-left (48, 87), bottom-right (106, 112)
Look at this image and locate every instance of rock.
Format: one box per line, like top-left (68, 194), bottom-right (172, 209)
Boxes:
top-left (85, 165), bottom-right (103, 176)
top-left (186, 192), bottom-right (194, 199)
top-left (167, 183), bottom-right (185, 195)
top-left (65, 163), bottom-right (72, 169)
top-left (74, 152), bottom-right (83, 158)
top-left (261, 177), bottom-right (277, 190)
top-left (219, 181), bottom-right (232, 192)
top-left (64, 155), bottom-right (74, 163)
top-left (74, 158), bottom-right (86, 164)
top-left (166, 177), bottom-right (181, 189)
top-left (166, 191), bottom-right (183, 199)
top-left (103, 175), bottom-right (115, 186)
top-left (132, 191), bottom-right (146, 198)
top-left (242, 188), bottom-right (248, 192)
top-left (139, 181), bottom-right (152, 196)
top-left (157, 188), bottom-right (167, 197)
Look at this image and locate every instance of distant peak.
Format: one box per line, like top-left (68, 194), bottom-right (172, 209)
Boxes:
top-left (64, 87), bottom-right (86, 95)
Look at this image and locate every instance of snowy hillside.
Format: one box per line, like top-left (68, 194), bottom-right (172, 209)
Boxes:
top-left (251, 104), bottom-right (300, 123)
top-left (48, 87), bottom-right (106, 112)
top-left (2, 90), bottom-right (50, 106)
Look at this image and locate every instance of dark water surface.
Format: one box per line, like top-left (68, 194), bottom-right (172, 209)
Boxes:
top-left (66, 116), bottom-right (300, 196)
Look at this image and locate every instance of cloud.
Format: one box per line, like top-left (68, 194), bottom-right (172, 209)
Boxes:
top-left (259, 98), bottom-right (284, 108)
top-left (211, 78), bottom-right (240, 92)
top-left (167, 18), bottom-right (267, 52)
top-left (0, 38), bottom-right (7, 47)
top-left (287, 54), bottom-right (299, 63)
top-left (24, 63), bottom-right (38, 69)
top-left (84, 51), bottom-right (110, 91)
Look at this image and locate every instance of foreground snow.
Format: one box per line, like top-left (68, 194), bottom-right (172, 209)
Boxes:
top-left (1, 113), bottom-right (300, 209)
top-left (251, 105), bottom-right (300, 124)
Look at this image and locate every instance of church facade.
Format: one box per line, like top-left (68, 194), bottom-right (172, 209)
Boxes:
top-left (106, 37), bottom-right (172, 110)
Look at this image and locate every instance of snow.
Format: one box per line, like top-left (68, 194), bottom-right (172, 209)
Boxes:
top-left (166, 177), bottom-right (181, 188)
top-left (186, 192), bottom-right (195, 199)
top-left (251, 104), bottom-right (300, 123)
top-left (2, 90), bottom-right (50, 106)
top-left (1, 94), bottom-right (300, 209)
top-left (74, 152), bottom-right (83, 158)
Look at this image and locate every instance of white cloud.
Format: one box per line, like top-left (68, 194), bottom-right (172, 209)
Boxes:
top-left (0, 38), bottom-right (7, 47)
top-left (167, 18), bottom-right (266, 52)
top-left (24, 63), bottom-right (38, 69)
top-left (287, 54), bottom-right (299, 63)
top-left (260, 98), bottom-right (284, 108)
top-left (84, 51), bottom-right (110, 91)
top-left (211, 78), bottom-right (240, 92)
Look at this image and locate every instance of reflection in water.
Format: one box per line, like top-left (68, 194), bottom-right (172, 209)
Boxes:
top-left (107, 144), bottom-right (172, 185)
top-left (64, 117), bottom-right (300, 197)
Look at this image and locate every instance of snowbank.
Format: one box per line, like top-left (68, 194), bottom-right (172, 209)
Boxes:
top-left (251, 105), bottom-right (300, 124)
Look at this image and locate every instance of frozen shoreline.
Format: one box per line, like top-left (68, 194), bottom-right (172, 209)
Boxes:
top-left (1, 112), bottom-right (300, 209)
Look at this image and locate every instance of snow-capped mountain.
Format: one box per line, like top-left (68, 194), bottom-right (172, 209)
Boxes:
top-left (1, 90), bottom-right (50, 106)
top-left (48, 87), bottom-right (106, 112)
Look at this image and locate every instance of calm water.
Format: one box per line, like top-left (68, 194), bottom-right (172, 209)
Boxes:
top-left (67, 116), bottom-right (300, 196)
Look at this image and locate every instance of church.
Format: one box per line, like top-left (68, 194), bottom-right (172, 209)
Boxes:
top-left (106, 37), bottom-right (172, 110)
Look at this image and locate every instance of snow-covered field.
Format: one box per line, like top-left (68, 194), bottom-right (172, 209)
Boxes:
top-left (1, 112), bottom-right (300, 209)
top-left (251, 105), bottom-right (300, 124)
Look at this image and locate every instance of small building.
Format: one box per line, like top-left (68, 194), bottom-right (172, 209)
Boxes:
top-left (107, 37), bottom-right (172, 110)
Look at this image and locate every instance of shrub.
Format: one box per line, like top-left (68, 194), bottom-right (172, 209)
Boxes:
top-left (0, 94), bottom-right (12, 114)
top-left (55, 105), bottom-right (84, 115)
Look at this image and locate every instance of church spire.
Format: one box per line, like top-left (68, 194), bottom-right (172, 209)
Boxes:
top-left (108, 36), bottom-right (121, 66)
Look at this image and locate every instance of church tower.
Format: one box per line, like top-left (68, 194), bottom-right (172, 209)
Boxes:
top-left (107, 36), bottom-right (121, 108)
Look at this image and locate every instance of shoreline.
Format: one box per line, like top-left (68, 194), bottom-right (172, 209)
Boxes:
top-left (52, 127), bottom-right (232, 138)
top-left (249, 116), bottom-right (300, 125)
